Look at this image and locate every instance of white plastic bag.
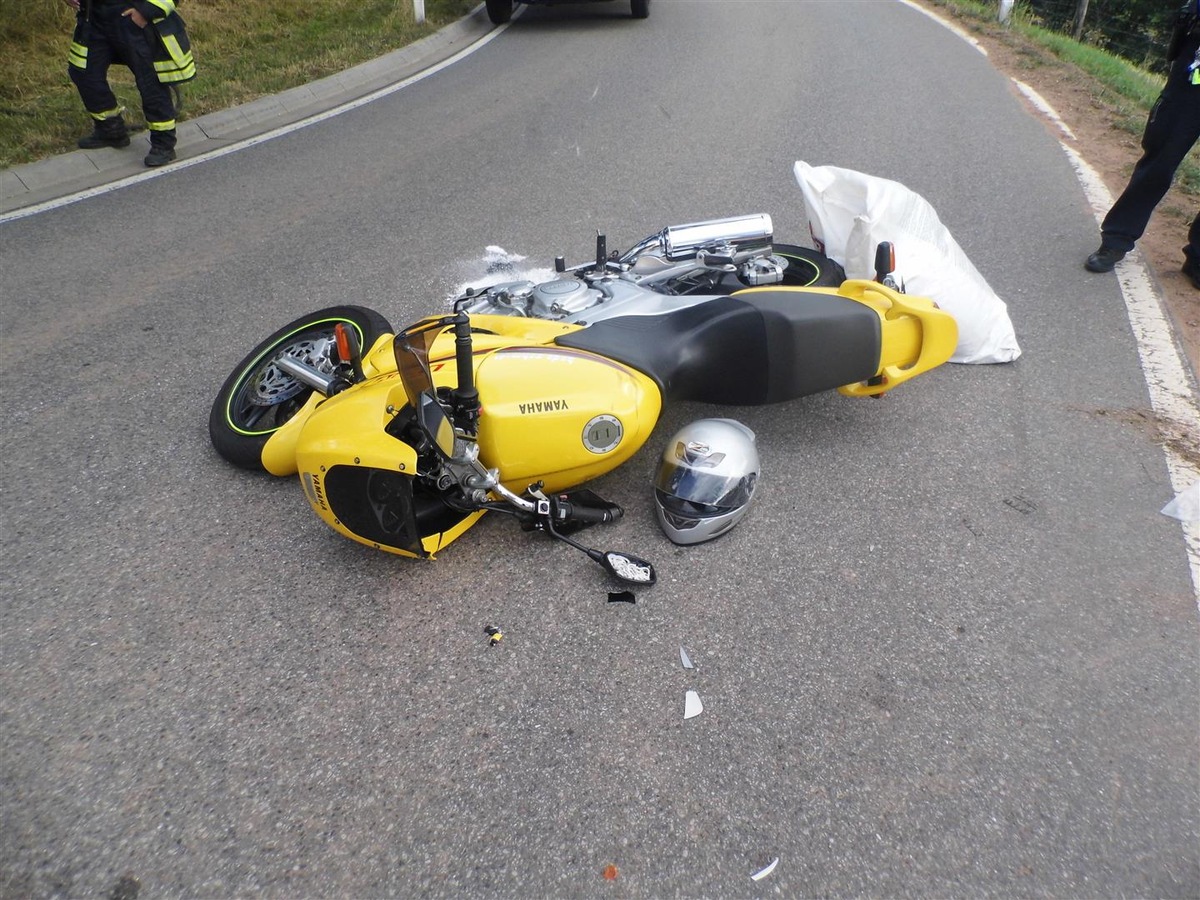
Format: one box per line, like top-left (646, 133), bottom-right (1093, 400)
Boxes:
top-left (1161, 480), bottom-right (1200, 523)
top-left (794, 161), bottom-right (1021, 364)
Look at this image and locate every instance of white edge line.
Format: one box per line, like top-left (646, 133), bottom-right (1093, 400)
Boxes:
top-left (1061, 142), bottom-right (1200, 601)
top-left (1011, 79), bottom-right (1078, 140)
top-left (906, 0), bottom-right (1200, 602)
top-left (896, 0), bottom-right (988, 55)
top-left (0, 19), bottom-right (512, 225)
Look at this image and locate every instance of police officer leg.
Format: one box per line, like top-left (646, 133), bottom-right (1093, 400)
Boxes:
top-left (1092, 42), bottom-right (1200, 270)
top-left (1101, 75), bottom-right (1200, 244)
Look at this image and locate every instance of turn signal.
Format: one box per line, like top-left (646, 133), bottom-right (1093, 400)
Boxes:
top-left (334, 322), bottom-right (360, 363)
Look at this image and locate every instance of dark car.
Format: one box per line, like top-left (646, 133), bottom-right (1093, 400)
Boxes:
top-left (486, 0), bottom-right (649, 24)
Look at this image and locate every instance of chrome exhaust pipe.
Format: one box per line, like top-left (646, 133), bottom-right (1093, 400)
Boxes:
top-left (619, 213), bottom-right (774, 263)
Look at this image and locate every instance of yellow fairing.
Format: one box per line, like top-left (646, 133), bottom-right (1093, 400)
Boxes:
top-left (261, 391), bottom-right (323, 475)
top-left (832, 280), bottom-right (956, 396)
top-left (292, 373), bottom-right (484, 558)
top-left (735, 280), bottom-right (958, 397)
top-left (260, 333), bottom-right (397, 476)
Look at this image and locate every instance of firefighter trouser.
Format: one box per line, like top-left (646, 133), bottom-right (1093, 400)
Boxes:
top-left (69, 4), bottom-right (176, 148)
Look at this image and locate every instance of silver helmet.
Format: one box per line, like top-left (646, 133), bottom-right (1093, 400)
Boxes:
top-left (653, 418), bottom-right (759, 545)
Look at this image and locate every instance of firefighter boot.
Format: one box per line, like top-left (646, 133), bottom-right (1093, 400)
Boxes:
top-left (144, 129), bottom-right (177, 168)
top-left (78, 115), bottom-right (131, 150)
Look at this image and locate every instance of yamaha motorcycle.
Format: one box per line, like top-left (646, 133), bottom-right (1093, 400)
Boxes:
top-left (209, 214), bottom-right (958, 584)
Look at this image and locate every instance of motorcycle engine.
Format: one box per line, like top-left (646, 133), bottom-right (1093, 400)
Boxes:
top-left (530, 278), bottom-right (596, 317)
top-left (457, 277), bottom-right (604, 319)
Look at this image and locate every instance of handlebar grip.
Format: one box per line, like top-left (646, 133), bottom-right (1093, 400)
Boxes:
top-left (564, 502), bottom-right (623, 525)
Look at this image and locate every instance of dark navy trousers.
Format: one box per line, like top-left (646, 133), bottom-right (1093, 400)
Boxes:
top-left (1100, 35), bottom-right (1200, 263)
top-left (69, 3), bottom-right (177, 147)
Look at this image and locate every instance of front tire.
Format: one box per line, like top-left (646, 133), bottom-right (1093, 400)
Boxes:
top-left (486, 0), bottom-right (513, 24)
top-left (209, 306), bottom-right (393, 472)
top-left (631, 0), bottom-right (650, 18)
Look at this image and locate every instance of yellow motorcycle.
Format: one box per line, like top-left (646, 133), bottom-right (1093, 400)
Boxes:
top-left (209, 215), bottom-right (957, 584)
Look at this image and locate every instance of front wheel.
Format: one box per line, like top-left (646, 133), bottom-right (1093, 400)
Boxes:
top-left (209, 306), bottom-right (393, 472)
top-left (486, 0), bottom-right (513, 24)
top-left (631, 0), bottom-right (650, 18)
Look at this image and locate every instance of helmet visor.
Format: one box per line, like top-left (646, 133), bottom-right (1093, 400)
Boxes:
top-left (654, 462), bottom-right (756, 511)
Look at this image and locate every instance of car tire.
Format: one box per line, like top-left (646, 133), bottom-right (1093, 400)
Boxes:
top-left (486, 0), bottom-right (513, 24)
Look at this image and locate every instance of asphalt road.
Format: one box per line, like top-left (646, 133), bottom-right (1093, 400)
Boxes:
top-left (2, 1), bottom-right (1198, 897)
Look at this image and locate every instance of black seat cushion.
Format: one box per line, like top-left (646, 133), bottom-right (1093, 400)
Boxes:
top-left (555, 291), bottom-right (881, 405)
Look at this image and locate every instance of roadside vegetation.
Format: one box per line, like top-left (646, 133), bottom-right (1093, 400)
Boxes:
top-left (1, 0), bottom-right (1196, 196)
top-left (0, 0), bottom-right (477, 168)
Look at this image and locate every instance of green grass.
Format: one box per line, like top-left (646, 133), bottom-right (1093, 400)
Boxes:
top-left (0, 0), bottom-right (478, 168)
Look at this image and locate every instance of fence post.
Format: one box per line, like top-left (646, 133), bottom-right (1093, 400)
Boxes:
top-left (1072, 0), bottom-right (1089, 40)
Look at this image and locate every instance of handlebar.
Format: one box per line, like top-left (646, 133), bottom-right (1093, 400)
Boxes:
top-left (487, 481), bottom-right (623, 526)
top-left (559, 499), bottom-right (623, 526)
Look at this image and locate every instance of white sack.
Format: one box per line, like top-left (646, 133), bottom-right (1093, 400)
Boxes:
top-left (794, 161), bottom-right (1021, 364)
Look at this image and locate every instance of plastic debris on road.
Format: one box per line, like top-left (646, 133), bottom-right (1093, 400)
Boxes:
top-left (608, 590), bottom-right (636, 604)
top-left (684, 689), bottom-right (703, 719)
top-left (1161, 480), bottom-right (1199, 523)
top-left (603, 864), bottom-right (619, 881)
top-left (679, 646), bottom-right (695, 669)
top-left (750, 857), bottom-right (779, 881)
top-left (484, 625), bottom-right (503, 647)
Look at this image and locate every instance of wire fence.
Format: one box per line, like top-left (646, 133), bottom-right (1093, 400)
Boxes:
top-left (1012, 0), bottom-right (1184, 73)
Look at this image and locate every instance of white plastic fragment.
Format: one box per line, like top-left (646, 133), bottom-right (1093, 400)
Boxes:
top-left (683, 690), bottom-right (703, 719)
top-left (750, 858), bottom-right (779, 881)
top-left (1161, 480), bottom-right (1200, 523)
top-left (679, 646), bottom-right (695, 669)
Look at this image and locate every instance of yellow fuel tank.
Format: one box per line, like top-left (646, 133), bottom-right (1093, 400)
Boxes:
top-left (474, 345), bottom-right (663, 493)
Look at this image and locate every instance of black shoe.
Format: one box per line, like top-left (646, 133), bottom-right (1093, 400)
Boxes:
top-left (1184, 259), bottom-right (1200, 290)
top-left (144, 146), bottom-right (177, 167)
top-left (1085, 246), bottom-right (1126, 273)
top-left (78, 124), bottom-right (130, 150)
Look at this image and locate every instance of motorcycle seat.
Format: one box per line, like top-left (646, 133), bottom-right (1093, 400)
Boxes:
top-left (554, 289), bottom-right (882, 405)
